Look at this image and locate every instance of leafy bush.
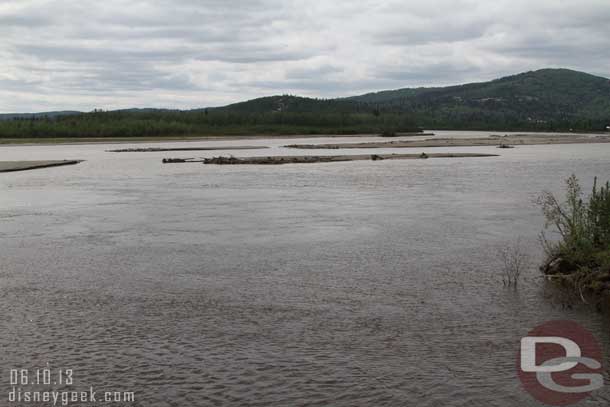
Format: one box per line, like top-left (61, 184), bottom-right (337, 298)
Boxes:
top-left (538, 176), bottom-right (610, 301)
top-left (538, 175), bottom-right (610, 269)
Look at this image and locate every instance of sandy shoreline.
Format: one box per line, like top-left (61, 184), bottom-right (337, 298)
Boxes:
top-left (0, 132), bottom-right (428, 146)
top-left (0, 160), bottom-right (83, 173)
top-left (285, 134), bottom-right (610, 149)
top-left (107, 146), bottom-right (268, 152)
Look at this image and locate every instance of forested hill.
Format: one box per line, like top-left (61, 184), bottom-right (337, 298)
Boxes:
top-left (343, 69), bottom-right (610, 130)
top-left (215, 69), bottom-right (610, 131)
top-left (217, 95), bottom-right (359, 114)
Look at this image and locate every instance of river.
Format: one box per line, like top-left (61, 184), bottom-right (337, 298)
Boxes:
top-left (1, 131), bottom-right (609, 406)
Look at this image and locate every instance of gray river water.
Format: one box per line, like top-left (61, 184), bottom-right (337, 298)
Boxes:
top-left (1, 131), bottom-right (609, 406)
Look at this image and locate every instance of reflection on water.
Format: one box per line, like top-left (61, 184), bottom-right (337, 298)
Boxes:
top-left (1, 132), bottom-right (609, 406)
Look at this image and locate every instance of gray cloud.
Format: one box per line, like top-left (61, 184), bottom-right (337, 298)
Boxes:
top-left (0, 0), bottom-right (609, 112)
top-left (285, 65), bottom-right (345, 80)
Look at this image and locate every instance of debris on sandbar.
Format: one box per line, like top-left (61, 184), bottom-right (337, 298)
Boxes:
top-left (161, 153), bottom-right (498, 166)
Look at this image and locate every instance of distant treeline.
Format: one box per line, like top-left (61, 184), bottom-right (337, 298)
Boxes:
top-left (0, 109), bottom-right (420, 139)
top-left (2, 80), bottom-right (610, 139)
top-left (354, 96), bottom-right (610, 132)
top-left (410, 109), bottom-right (610, 132)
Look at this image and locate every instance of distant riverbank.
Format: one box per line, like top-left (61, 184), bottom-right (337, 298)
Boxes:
top-left (0, 132), bottom-right (428, 146)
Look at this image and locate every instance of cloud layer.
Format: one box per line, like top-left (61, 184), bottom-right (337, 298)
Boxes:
top-left (1, 0), bottom-right (609, 112)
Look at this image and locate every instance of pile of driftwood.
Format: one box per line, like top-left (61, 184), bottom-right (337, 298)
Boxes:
top-left (202, 156), bottom-right (345, 164)
top-left (162, 158), bottom-right (197, 163)
top-left (161, 152), bottom-right (498, 166)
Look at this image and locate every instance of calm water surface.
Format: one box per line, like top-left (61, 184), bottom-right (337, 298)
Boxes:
top-left (1, 131), bottom-right (609, 406)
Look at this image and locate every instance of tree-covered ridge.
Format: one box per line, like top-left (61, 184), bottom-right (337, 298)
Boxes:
top-left (217, 95), bottom-right (361, 114)
top-left (346, 69), bottom-right (610, 131)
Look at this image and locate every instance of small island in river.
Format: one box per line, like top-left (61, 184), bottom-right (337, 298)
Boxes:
top-left (162, 152), bottom-right (498, 165)
top-left (107, 146), bottom-right (267, 152)
top-left (0, 160), bottom-right (83, 173)
top-left (285, 134), bottom-right (610, 149)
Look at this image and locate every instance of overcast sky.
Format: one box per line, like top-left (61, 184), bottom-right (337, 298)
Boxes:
top-left (1, 0), bottom-right (609, 112)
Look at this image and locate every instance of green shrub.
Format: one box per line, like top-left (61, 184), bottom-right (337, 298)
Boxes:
top-left (538, 175), bottom-right (610, 269)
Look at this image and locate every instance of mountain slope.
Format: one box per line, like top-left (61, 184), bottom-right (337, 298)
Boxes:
top-left (346, 69), bottom-right (610, 128)
top-left (351, 69), bottom-right (610, 111)
top-left (217, 95), bottom-right (360, 114)
top-left (217, 69), bottom-right (610, 130)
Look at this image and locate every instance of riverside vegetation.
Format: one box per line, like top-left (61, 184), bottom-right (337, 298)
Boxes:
top-left (0, 108), bottom-right (420, 140)
top-left (538, 175), bottom-right (610, 303)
